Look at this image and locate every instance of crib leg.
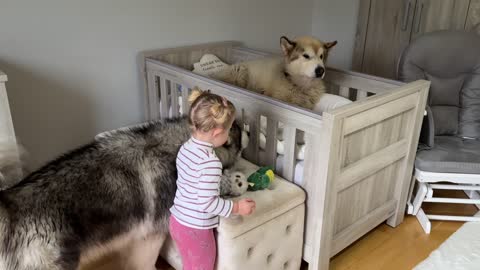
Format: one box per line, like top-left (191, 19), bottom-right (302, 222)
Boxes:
top-left (387, 173), bottom-right (416, 227)
top-left (308, 258), bottom-right (329, 270)
top-left (406, 174), bottom-right (417, 214)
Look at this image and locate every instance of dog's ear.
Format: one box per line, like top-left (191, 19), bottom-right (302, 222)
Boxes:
top-left (325, 41), bottom-right (338, 50)
top-left (280, 36), bottom-right (296, 56)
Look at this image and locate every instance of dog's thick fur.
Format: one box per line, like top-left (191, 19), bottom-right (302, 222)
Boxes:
top-left (0, 117), bottom-right (244, 270)
top-left (213, 36), bottom-right (337, 109)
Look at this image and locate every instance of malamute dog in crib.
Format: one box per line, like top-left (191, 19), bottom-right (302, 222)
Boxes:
top-left (212, 35), bottom-right (337, 110)
top-left (0, 117), bottom-right (246, 270)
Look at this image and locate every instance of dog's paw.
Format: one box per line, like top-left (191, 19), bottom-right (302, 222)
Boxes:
top-left (232, 65), bottom-right (249, 88)
top-left (211, 64), bottom-right (249, 89)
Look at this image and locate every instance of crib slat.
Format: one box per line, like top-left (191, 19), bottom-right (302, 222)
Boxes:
top-left (171, 81), bottom-right (179, 118)
top-left (181, 85), bottom-right (190, 116)
top-left (265, 118), bottom-right (278, 169)
top-left (160, 78), bottom-right (169, 119)
top-left (282, 126), bottom-right (296, 182)
top-left (339, 86), bottom-right (350, 99)
top-left (244, 112), bottom-right (260, 164)
top-left (302, 133), bottom-right (321, 188)
top-left (356, 90), bottom-right (368, 100)
top-left (147, 73), bottom-right (160, 120)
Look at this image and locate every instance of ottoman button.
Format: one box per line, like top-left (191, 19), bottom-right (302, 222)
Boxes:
top-left (286, 225), bottom-right (292, 234)
top-left (247, 247), bottom-right (254, 257)
top-left (283, 261), bottom-right (290, 269)
top-left (267, 254), bottom-right (273, 263)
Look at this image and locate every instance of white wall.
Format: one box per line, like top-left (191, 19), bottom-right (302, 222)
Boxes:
top-left (312, 0), bottom-right (359, 69)
top-left (0, 0), bottom-right (313, 169)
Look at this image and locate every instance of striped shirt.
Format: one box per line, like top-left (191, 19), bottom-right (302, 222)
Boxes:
top-left (170, 137), bottom-right (233, 229)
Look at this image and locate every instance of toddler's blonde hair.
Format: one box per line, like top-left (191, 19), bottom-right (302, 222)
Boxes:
top-left (188, 87), bottom-right (236, 133)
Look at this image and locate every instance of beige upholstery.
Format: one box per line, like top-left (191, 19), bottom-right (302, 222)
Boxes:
top-left (161, 159), bottom-right (306, 270)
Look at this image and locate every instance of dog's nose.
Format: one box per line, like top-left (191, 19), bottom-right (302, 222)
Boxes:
top-left (315, 66), bottom-right (325, 78)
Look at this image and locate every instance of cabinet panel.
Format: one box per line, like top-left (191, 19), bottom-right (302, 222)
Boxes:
top-left (352, 0), bottom-right (372, 71)
top-left (353, 0), bottom-right (476, 80)
top-left (466, 0), bottom-right (480, 31)
top-left (361, 0), bottom-right (415, 79)
top-left (410, 0), bottom-right (470, 40)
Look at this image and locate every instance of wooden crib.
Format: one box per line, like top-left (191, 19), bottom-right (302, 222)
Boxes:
top-left (141, 41), bottom-right (430, 269)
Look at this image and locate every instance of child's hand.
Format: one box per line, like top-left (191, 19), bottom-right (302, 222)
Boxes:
top-left (233, 198), bottom-right (256, 216)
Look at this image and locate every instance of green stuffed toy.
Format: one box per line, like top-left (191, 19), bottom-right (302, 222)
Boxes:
top-left (247, 166), bottom-right (275, 191)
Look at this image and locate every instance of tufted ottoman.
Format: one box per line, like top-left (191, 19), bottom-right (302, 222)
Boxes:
top-left (160, 158), bottom-right (306, 270)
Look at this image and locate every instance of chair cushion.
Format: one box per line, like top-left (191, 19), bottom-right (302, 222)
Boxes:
top-left (398, 30), bottom-right (480, 138)
top-left (415, 136), bottom-right (480, 174)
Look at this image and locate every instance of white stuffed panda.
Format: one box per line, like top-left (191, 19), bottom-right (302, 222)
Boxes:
top-left (219, 170), bottom-right (248, 197)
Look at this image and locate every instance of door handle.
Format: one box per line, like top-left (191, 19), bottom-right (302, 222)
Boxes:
top-left (402, 0), bottom-right (412, 31)
top-left (414, 2), bottom-right (424, 33)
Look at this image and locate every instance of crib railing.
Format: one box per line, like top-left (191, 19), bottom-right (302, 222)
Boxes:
top-left (144, 45), bottom-right (404, 183)
top-left (146, 61), bottom-right (324, 183)
top-left (324, 68), bottom-right (402, 100)
top-left (145, 49), bottom-right (329, 183)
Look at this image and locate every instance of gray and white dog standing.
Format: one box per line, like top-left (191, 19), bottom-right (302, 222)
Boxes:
top-left (0, 117), bottom-right (246, 270)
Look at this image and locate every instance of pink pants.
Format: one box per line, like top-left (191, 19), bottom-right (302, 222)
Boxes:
top-left (169, 216), bottom-right (216, 270)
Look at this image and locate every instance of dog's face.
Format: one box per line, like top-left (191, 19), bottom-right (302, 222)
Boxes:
top-left (280, 36), bottom-right (337, 79)
top-left (215, 120), bottom-right (248, 169)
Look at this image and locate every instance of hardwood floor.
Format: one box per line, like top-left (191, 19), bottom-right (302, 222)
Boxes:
top-left (82, 190), bottom-right (478, 270)
top-left (328, 215), bottom-right (461, 270)
top-left (328, 190), bottom-right (478, 270)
